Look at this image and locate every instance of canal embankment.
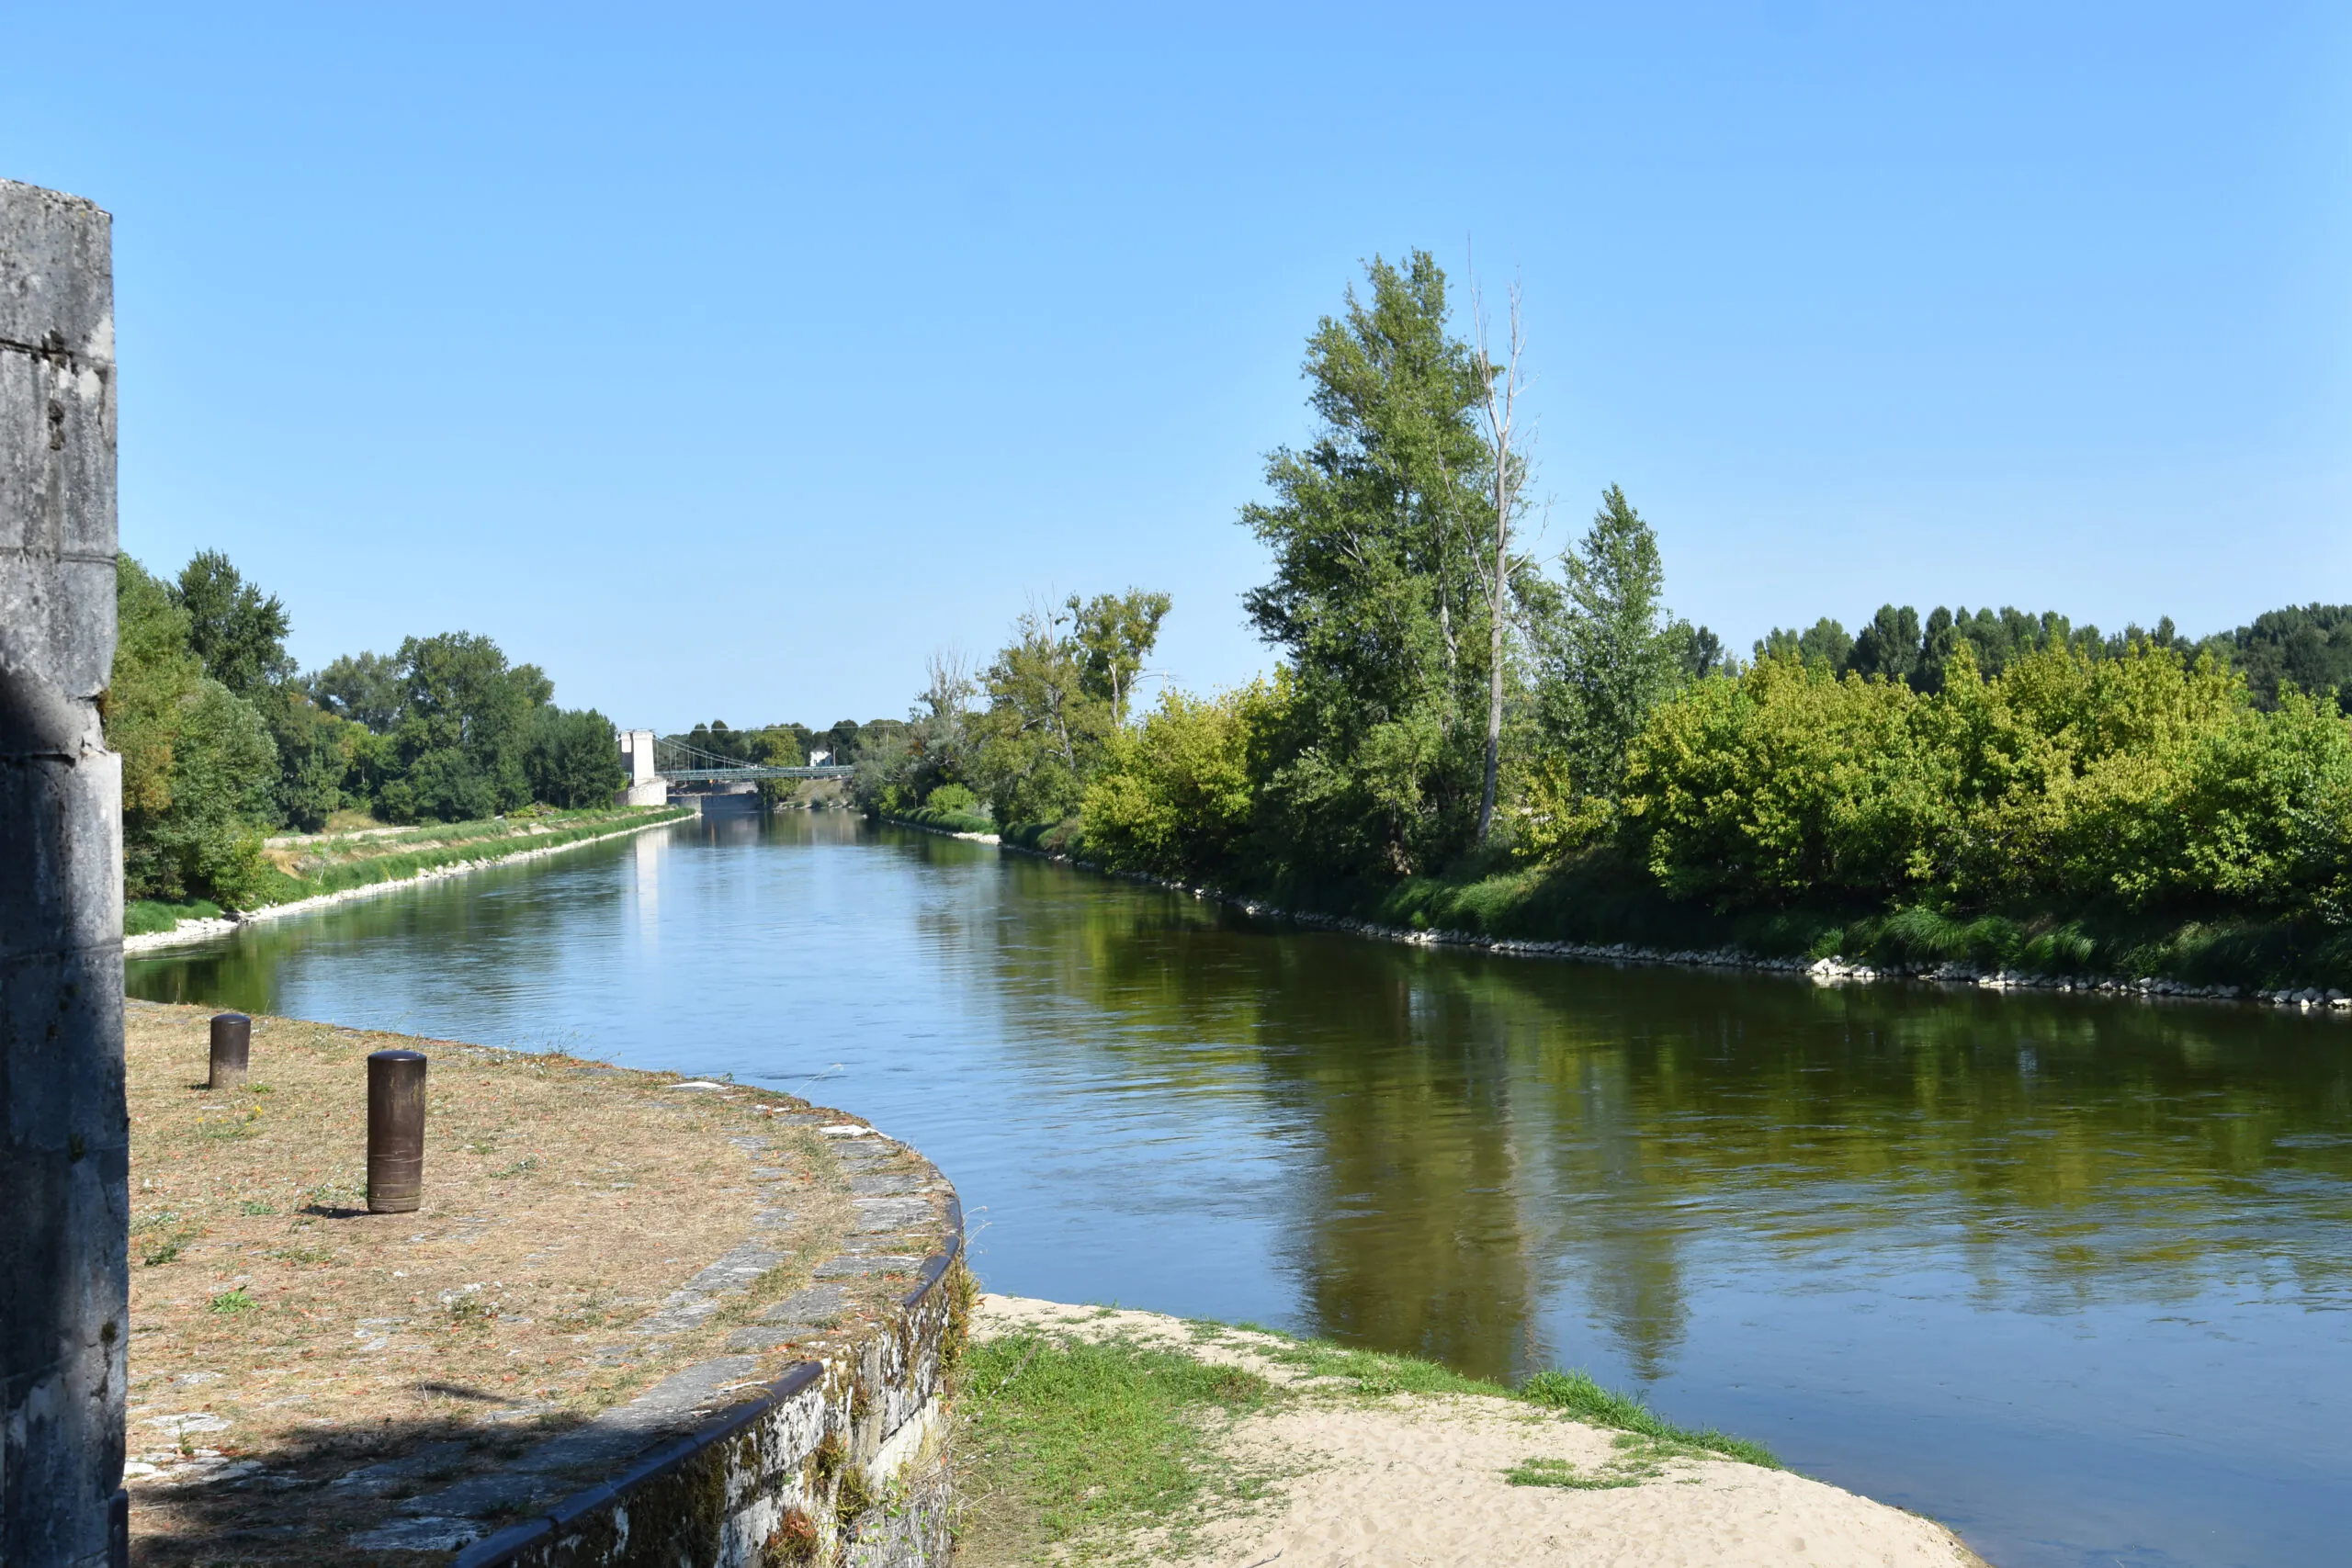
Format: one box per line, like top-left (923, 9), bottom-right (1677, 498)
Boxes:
top-left (123, 1001), bottom-right (965, 1566)
top-left (127, 807), bottom-right (694, 953)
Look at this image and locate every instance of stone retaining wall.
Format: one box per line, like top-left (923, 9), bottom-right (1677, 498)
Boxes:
top-left (425, 1120), bottom-right (967, 1568)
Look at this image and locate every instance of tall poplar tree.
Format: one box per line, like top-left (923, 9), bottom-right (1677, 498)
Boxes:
top-left (1240, 252), bottom-right (1500, 877)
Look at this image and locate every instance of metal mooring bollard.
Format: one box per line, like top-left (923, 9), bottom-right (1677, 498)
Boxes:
top-left (367, 1049), bottom-right (428, 1213)
top-left (208, 1012), bottom-right (251, 1091)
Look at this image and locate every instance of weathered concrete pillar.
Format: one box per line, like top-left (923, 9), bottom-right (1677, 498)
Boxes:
top-left (0, 177), bottom-right (127, 1568)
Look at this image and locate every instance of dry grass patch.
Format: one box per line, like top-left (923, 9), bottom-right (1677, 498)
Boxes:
top-left (123, 1001), bottom-right (854, 1562)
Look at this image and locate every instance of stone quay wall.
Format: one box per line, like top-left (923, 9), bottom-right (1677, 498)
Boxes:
top-left (447, 1133), bottom-right (967, 1568)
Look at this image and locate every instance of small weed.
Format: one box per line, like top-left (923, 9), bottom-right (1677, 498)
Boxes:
top-left (1505, 1455), bottom-right (1641, 1491)
top-left (141, 1234), bottom-right (192, 1267)
top-left (490, 1156), bottom-right (541, 1179)
top-left (1251, 1337), bottom-right (1493, 1401)
top-left (835, 1464), bottom-right (874, 1519)
top-left (209, 1289), bottom-right (257, 1315)
top-left (266, 1245), bottom-right (336, 1266)
top-left (1520, 1370), bottom-right (1775, 1466)
top-left (245, 1083), bottom-right (273, 1096)
top-left (307, 1179), bottom-right (363, 1208)
top-left (199, 1109), bottom-right (262, 1141)
top-left (239, 1200), bottom-right (276, 1215)
top-left (445, 1292), bottom-right (498, 1327)
top-left (763, 1505), bottom-right (820, 1564)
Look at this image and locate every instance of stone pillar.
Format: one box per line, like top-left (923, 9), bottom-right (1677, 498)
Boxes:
top-left (0, 178), bottom-right (127, 1568)
top-left (618, 728), bottom-right (666, 807)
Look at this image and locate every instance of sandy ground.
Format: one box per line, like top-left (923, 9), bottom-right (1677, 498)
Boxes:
top-left (975, 1295), bottom-right (1986, 1568)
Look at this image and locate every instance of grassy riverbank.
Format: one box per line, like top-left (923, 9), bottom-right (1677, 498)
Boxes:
top-left (957, 1311), bottom-right (1770, 1562)
top-left (954, 1296), bottom-right (1991, 1568)
top-left (126, 805), bottom-right (692, 935)
top-left (936, 815), bottom-right (2352, 994)
top-left (880, 804), bottom-right (997, 836)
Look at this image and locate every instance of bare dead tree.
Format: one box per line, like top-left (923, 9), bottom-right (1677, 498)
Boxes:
top-left (1471, 261), bottom-right (1529, 843)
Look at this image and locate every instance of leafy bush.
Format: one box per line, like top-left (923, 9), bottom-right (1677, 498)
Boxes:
top-left (923, 782), bottom-right (978, 815)
top-left (1080, 685), bottom-right (1265, 881)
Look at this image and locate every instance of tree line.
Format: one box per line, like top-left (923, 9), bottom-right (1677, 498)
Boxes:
top-left (112, 551), bottom-right (627, 908)
top-left (854, 251), bottom-right (2352, 938)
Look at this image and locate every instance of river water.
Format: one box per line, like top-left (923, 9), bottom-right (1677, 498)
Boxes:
top-left (128, 812), bottom-right (2352, 1567)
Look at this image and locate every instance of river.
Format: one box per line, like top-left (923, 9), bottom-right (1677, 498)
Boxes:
top-left (128, 810), bottom-right (2352, 1568)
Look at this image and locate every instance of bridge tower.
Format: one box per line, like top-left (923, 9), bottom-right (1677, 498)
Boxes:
top-left (617, 728), bottom-right (666, 807)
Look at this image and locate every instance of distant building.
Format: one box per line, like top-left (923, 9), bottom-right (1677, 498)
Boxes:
top-left (808, 749), bottom-right (832, 767)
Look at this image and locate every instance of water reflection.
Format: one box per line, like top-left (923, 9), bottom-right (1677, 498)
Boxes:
top-left (129, 813), bottom-right (2352, 1567)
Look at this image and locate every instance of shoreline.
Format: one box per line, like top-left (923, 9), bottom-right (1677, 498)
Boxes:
top-left (875, 813), bottom-right (2352, 1016)
top-left (962, 1293), bottom-right (1987, 1568)
top-left (124, 807), bottom-right (692, 953)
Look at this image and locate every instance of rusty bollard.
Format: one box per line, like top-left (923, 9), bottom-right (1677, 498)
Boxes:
top-left (367, 1049), bottom-right (428, 1213)
top-left (208, 1012), bottom-right (251, 1091)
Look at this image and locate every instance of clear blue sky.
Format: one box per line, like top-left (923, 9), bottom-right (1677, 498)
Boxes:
top-left (8, 3), bottom-right (2346, 730)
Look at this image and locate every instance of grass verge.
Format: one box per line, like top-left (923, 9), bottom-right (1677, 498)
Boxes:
top-left (956, 1334), bottom-right (1278, 1563)
top-left (956, 1307), bottom-right (1776, 1564)
top-left (988, 817), bottom-right (2352, 993)
top-left (1227, 1323), bottom-right (1774, 1466)
top-left (879, 806), bottom-right (997, 836)
top-left (128, 897), bottom-right (223, 936)
top-left (133, 807), bottom-right (692, 930)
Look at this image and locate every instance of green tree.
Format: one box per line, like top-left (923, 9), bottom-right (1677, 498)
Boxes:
top-left (2215, 603), bottom-right (2352, 714)
top-left (1239, 252), bottom-right (1499, 878)
top-left (260, 687), bottom-right (357, 830)
top-left (1755, 617), bottom-right (1854, 672)
top-left (1848, 604), bottom-right (1923, 684)
top-left (377, 632), bottom-right (548, 822)
top-left (1069, 589), bottom-right (1171, 724)
top-left (968, 604), bottom-right (1104, 827)
top-left (108, 556), bottom-right (279, 905)
top-left (1622, 654), bottom-right (1950, 908)
top-left (1081, 683), bottom-right (1272, 880)
top-left (1537, 486), bottom-right (1688, 809)
top-left (311, 650), bottom-right (405, 731)
top-left (173, 549), bottom-right (292, 697)
top-left (525, 706), bottom-right (628, 807)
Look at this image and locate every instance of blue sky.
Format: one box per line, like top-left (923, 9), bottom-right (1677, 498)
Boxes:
top-left (8, 3), bottom-right (2346, 730)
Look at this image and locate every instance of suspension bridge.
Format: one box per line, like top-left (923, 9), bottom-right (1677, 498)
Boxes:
top-left (618, 729), bottom-right (854, 803)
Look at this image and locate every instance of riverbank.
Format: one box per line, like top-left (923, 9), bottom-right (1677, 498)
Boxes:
top-left (956, 1295), bottom-right (1985, 1567)
top-left (876, 812), bottom-right (2352, 1010)
top-left (123, 1002), bottom-right (964, 1564)
top-left (126, 806), bottom-right (693, 952)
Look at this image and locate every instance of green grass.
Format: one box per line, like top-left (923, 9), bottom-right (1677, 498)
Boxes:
top-left (958, 1317), bottom-right (1778, 1562)
top-left (1233, 1324), bottom-right (1775, 1466)
top-left (130, 807), bottom-right (692, 928)
top-left (1112, 839), bottom-right (2352, 994)
top-left (959, 1333), bottom-right (1277, 1559)
top-left (275, 807), bottom-right (692, 899)
top-left (127, 897), bottom-right (222, 935)
top-left (1505, 1431), bottom-right (1721, 1490)
top-left (1504, 1454), bottom-right (1641, 1490)
top-left (881, 806), bottom-right (996, 835)
top-left (208, 1288), bottom-right (256, 1315)
top-left (1518, 1370), bottom-right (1776, 1465)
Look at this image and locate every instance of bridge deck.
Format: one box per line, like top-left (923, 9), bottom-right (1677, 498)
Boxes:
top-left (657, 765), bottom-right (855, 784)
